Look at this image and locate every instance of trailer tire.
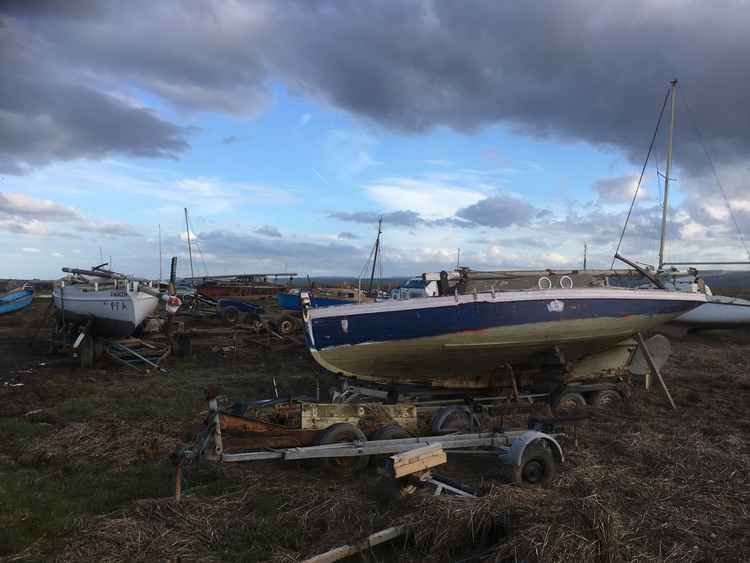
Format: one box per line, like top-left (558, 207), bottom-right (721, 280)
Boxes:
top-left (551, 391), bottom-right (586, 414)
top-left (314, 423), bottom-right (370, 475)
top-left (431, 406), bottom-right (480, 434)
top-left (277, 315), bottom-right (298, 335)
top-left (590, 389), bottom-right (622, 408)
top-left (369, 423), bottom-right (411, 467)
top-left (512, 440), bottom-right (557, 488)
top-left (221, 306), bottom-right (240, 325)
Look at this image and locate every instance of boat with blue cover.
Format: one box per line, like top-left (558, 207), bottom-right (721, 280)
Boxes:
top-left (0, 284), bottom-right (34, 315)
top-left (277, 287), bottom-right (369, 311)
top-left (302, 284), bottom-right (706, 389)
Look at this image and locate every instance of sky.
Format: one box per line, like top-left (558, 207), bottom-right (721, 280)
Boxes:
top-left (3, 1), bottom-right (750, 280)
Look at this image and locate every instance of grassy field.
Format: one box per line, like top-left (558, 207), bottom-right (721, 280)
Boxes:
top-left (1, 301), bottom-right (750, 562)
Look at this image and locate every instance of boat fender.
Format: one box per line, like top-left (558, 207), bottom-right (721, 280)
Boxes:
top-left (165, 295), bottom-right (182, 315)
top-left (538, 276), bottom-right (552, 290)
top-left (300, 292), bottom-right (312, 322)
top-left (499, 430), bottom-right (564, 467)
top-left (560, 275), bottom-right (573, 289)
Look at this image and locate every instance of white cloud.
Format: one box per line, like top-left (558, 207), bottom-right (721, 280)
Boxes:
top-left (324, 130), bottom-right (382, 177)
top-left (0, 219), bottom-right (49, 235)
top-left (22, 247), bottom-right (41, 253)
top-left (0, 191), bottom-right (140, 237)
top-left (365, 178), bottom-right (484, 219)
top-left (180, 230), bottom-right (199, 242)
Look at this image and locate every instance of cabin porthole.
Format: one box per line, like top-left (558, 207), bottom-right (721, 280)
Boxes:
top-left (538, 276), bottom-right (552, 290)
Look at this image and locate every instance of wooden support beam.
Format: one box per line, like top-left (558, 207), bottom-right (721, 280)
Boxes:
top-left (636, 333), bottom-right (676, 410)
top-left (302, 525), bottom-right (408, 563)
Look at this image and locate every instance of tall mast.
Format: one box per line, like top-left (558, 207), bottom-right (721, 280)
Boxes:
top-left (184, 207), bottom-right (195, 279)
top-left (658, 79), bottom-right (678, 271)
top-left (158, 224), bottom-right (163, 282)
top-left (583, 242), bottom-right (588, 270)
top-left (368, 218), bottom-right (382, 297)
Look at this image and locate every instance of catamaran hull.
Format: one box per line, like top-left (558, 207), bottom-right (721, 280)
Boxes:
top-left (53, 288), bottom-right (158, 338)
top-left (672, 298), bottom-right (750, 328)
top-left (305, 289), bottom-right (705, 387)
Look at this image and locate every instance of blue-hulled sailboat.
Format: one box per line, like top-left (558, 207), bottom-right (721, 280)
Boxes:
top-left (301, 285), bottom-right (705, 388)
top-left (0, 284), bottom-right (34, 315)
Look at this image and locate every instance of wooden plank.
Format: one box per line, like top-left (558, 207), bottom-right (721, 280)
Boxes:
top-left (302, 525), bottom-right (408, 563)
top-left (389, 444), bottom-right (447, 478)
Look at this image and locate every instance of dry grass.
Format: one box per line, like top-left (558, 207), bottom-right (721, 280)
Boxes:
top-left (19, 420), bottom-right (182, 471)
top-left (4, 305), bottom-right (750, 562)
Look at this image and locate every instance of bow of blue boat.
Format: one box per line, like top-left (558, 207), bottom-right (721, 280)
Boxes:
top-left (0, 286), bottom-right (34, 315)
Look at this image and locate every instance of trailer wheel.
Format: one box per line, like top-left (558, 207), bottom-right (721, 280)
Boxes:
top-left (590, 389), bottom-right (622, 408)
top-left (277, 315), bottom-right (298, 335)
top-left (431, 406), bottom-right (480, 434)
top-left (551, 391), bottom-right (586, 414)
top-left (369, 423), bottom-right (411, 467)
top-left (512, 440), bottom-right (557, 488)
top-left (314, 422), bottom-right (370, 475)
top-left (221, 306), bottom-right (240, 325)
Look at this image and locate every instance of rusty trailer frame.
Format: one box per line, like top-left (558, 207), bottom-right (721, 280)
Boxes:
top-left (182, 392), bottom-right (564, 479)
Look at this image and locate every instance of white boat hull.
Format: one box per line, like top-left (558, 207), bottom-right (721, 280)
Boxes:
top-left (53, 284), bottom-right (159, 337)
top-left (673, 296), bottom-right (750, 328)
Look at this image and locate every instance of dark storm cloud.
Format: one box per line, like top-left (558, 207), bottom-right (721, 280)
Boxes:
top-left (196, 230), bottom-right (368, 272)
top-left (455, 195), bottom-right (538, 228)
top-left (330, 194), bottom-right (549, 230)
top-left (0, 14), bottom-right (190, 174)
top-left (329, 210), bottom-right (423, 227)
top-left (3, 1), bottom-right (750, 174)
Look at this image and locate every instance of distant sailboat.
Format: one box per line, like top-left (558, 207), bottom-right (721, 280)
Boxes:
top-left (636, 80), bottom-right (750, 328)
top-left (53, 265), bottom-right (159, 337)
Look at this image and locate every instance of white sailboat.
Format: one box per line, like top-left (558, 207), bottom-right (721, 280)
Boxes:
top-left (648, 80), bottom-right (750, 328)
top-left (53, 266), bottom-right (160, 337)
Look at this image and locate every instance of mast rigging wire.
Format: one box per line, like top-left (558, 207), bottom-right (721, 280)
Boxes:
top-left (610, 87), bottom-right (671, 269)
top-left (681, 90), bottom-right (750, 261)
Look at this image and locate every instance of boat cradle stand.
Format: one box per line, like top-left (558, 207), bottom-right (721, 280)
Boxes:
top-left (43, 312), bottom-right (188, 373)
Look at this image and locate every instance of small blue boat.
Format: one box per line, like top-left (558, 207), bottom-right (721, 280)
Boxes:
top-left (0, 285), bottom-right (34, 315)
top-left (277, 288), bottom-right (367, 311)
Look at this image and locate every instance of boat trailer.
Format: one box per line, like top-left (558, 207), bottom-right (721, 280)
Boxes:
top-left (176, 388), bottom-right (565, 493)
